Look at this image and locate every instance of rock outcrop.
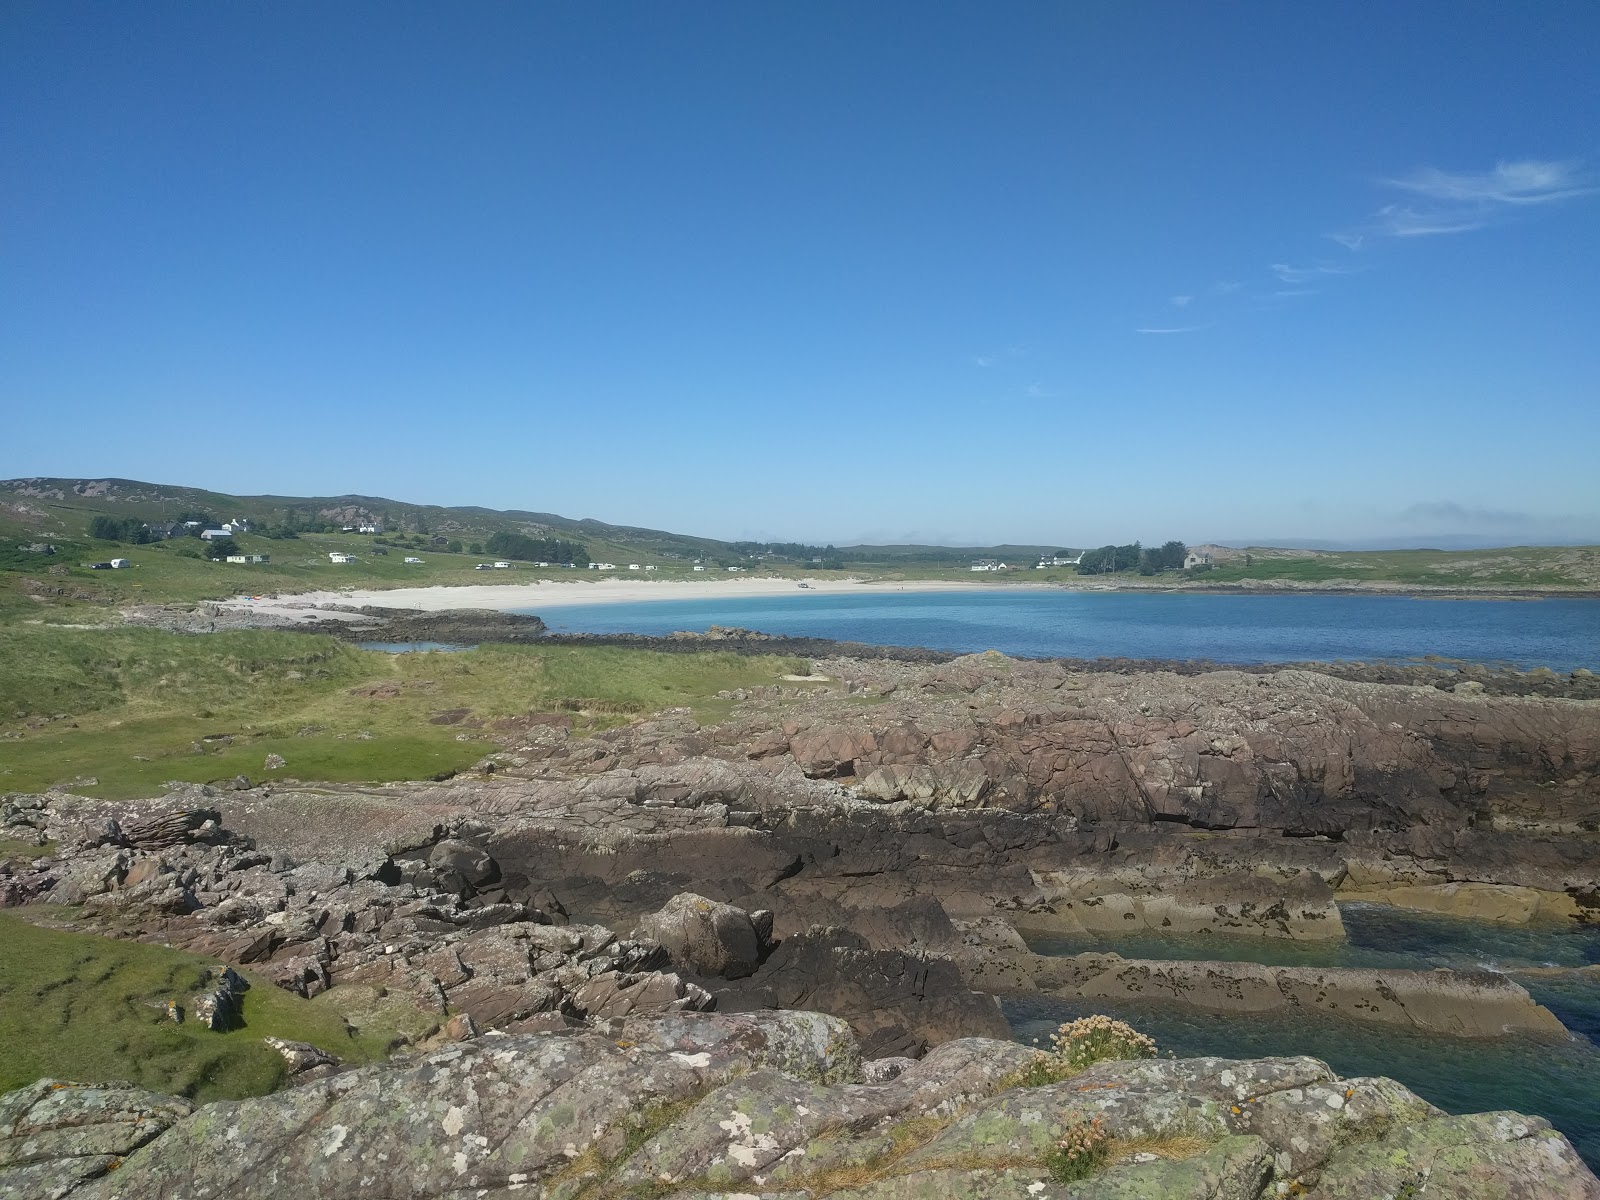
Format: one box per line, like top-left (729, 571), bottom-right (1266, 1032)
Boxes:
top-left (3, 1010), bottom-right (1594, 1199)
top-left (1032, 954), bottom-right (1568, 1039)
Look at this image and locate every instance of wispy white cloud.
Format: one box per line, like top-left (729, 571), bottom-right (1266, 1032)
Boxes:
top-left (1385, 160), bottom-right (1595, 206)
top-left (1211, 281), bottom-right (1243, 295)
top-left (1373, 205), bottom-right (1487, 238)
top-left (972, 355), bottom-right (993, 368)
top-left (1170, 294), bottom-right (1193, 307)
top-left (1135, 325), bottom-right (1202, 335)
top-left (1271, 262), bottom-right (1356, 284)
top-left (1272, 289), bottom-right (1318, 298)
top-left (1333, 158), bottom-right (1595, 243)
top-left (1023, 382), bottom-right (1052, 398)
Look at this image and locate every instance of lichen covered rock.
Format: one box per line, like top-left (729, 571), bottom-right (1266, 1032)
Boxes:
top-left (4, 1013), bottom-right (1593, 1199)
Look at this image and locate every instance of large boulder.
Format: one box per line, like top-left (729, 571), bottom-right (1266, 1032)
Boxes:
top-left (635, 892), bottom-right (767, 979)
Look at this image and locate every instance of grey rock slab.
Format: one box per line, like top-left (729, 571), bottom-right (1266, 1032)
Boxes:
top-left (66, 1011), bottom-right (856, 1199)
top-left (1229, 1075), bottom-right (1439, 1177)
top-left (1305, 1111), bottom-right (1600, 1199)
top-left (0, 1080), bottom-right (193, 1200)
top-left (613, 1037), bottom-right (1037, 1191)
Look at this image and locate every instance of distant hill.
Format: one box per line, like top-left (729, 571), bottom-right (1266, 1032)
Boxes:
top-left (0, 477), bottom-right (1068, 566)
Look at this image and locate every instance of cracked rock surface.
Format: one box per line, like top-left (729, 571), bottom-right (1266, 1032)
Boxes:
top-left (2, 1011), bottom-right (1594, 1199)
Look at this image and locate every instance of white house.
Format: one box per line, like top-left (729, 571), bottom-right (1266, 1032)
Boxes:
top-left (1184, 551), bottom-right (1213, 569)
top-left (109, 558), bottom-right (130, 569)
top-left (329, 552), bottom-right (355, 564)
top-left (629, 564), bottom-right (641, 570)
top-left (970, 560), bottom-right (1006, 572)
top-left (358, 524), bottom-right (381, 534)
top-left (225, 554), bottom-right (269, 564)
top-left (644, 564), bottom-right (656, 571)
top-left (493, 561), bottom-right (511, 569)
top-left (727, 566), bottom-right (742, 572)
top-left (692, 564), bottom-right (706, 572)
top-left (1037, 554), bottom-right (1081, 569)
top-left (404, 556), bottom-right (423, 564)
top-left (200, 529), bottom-right (231, 540)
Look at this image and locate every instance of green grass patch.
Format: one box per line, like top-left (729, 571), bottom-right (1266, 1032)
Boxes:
top-left (0, 912), bottom-right (419, 1102)
top-left (1200, 546), bottom-right (1598, 588)
top-left (0, 836), bottom-right (55, 865)
top-left (0, 627), bottom-right (810, 797)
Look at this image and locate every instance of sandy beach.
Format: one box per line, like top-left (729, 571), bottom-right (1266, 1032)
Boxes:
top-left (218, 575), bottom-right (1054, 621)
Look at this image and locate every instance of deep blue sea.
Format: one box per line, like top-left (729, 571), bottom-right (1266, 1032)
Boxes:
top-left (522, 590), bottom-right (1600, 670)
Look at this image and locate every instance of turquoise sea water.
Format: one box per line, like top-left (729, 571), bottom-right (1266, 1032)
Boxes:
top-left (525, 591), bottom-right (1600, 670)
top-left (1018, 905), bottom-right (1600, 1168)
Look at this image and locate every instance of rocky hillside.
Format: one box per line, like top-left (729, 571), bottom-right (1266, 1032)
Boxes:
top-left (5, 1008), bottom-right (1596, 1199)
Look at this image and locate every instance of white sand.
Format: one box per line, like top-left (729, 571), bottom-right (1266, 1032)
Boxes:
top-left (220, 575), bottom-right (1055, 620)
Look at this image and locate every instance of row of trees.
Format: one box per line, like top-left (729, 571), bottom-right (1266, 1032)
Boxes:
top-left (88, 516), bottom-right (160, 543)
top-left (1077, 541), bottom-right (1188, 576)
top-left (483, 531), bottom-right (590, 564)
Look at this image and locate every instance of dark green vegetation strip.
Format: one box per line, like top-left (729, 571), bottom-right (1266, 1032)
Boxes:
top-left (0, 913), bottom-right (412, 1103)
top-left (0, 626), bottom-right (810, 797)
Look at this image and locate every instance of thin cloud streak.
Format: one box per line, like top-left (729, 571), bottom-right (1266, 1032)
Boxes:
top-left (1333, 158), bottom-right (1596, 242)
top-left (1385, 160), bottom-right (1596, 206)
top-left (1271, 262), bottom-right (1355, 284)
top-left (1135, 325), bottom-right (1203, 334)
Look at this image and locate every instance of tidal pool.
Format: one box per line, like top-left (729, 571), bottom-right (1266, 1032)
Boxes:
top-left (1017, 904), bottom-right (1600, 1168)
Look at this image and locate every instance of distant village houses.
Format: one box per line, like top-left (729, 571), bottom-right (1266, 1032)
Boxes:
top-left (1037, 554), bottom-right (1081, 568)
top-left (970, 560), bottom-right (1007, 572)
top-left (328, 552), bottom-right (355, 564)
top-left (226, 554), bottom-right (270, 564)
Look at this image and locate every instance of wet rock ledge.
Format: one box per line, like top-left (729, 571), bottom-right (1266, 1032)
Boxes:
top-left (3, 1008), bottom-right (1596, 1200)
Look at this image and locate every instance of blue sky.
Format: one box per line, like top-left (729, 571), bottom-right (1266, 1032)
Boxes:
top-left (3, 2), bottom-right (1597, 548)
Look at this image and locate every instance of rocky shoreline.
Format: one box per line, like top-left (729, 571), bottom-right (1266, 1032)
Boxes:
top-left (4, 636), bottom-right (1599, 1195)
top-left (10, 1007), bottom-right (1598, 1199)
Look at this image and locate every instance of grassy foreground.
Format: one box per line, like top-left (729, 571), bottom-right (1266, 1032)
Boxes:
top-left (0, 625), bottom-right (809, 798)
top-left (0, 912), bottom-right (431, 1102)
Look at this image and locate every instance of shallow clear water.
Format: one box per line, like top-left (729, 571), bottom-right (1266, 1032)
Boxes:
top-left (1019, 905), bottom-right (1600, 1167)
top-left (526, 591), bottom-right (1600, 670)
